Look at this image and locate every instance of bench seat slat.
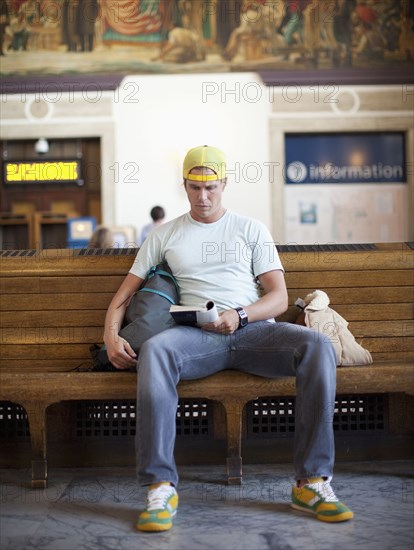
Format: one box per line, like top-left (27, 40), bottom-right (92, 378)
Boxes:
top-left (286, 269), bottom-right (413, 287)
top-left (349, 320), bottom-right (414, 337)
top-left (0, 292), bottom-right (414, 320)
top-left (0, 326), bottom-right (104, 344)
top-left (2, 303), bottom-right (412, 322)
top-left (0, 343), bottom-right (93, 360)
top-left (0, 359), bottom-right (92, 372)
top-left (1, 311), bottom-right (105, 327)
top-left (1, 245), bottom-right (412, 277)
top-left (279, 303), bottom-right (413, 322)
top-left (1, 355), bottom-right (412, 372)
top-left (332, 304), bottom-right (413, 321)
top-left (1, 321), bottom-right (412, 344)
top-left (2, 270), bottom-right (412, 289)
top-left (1, 363), bottom-right (413, 404)
top-left (0, 277), bottom-right (41, 293)
top-left (0, 276), bottom-right (124, 294)
top-left (287, 287), bottom-right (413, 304)
top-left (1, 337), bottom-right (412, 359)
top-left (39, 276), bottom-right (125, 294)
top-left (0, 293), bottom-right (113, 311)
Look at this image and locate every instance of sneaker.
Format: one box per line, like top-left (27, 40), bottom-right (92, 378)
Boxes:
top-left (137, 482), bottom-right (179, 532)
top-left (291, 477), bottom-right (354, 522)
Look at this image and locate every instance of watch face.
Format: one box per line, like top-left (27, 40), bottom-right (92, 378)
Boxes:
top-left (237, 308), bottom-right (248, 328)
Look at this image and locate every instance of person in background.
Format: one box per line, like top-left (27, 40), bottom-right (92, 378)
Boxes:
top-left (138, 205), bottom-right (166, 246)
top-left (103, 145), bottom-right (353, 532)
top-left (88, 226), bottom-right (114, 249)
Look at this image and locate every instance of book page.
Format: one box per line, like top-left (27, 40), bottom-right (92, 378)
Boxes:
top-left (196, 301), bottom-right (219, 324)
top-left (169, 301), bottom-right (219, 326)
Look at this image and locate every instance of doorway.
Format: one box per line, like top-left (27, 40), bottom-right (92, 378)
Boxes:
top-left (1, 137), bottom-right (101, 249)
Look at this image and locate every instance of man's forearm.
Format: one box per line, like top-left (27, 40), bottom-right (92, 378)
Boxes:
top-left (244, 290), bottom-right (288, 323)
top-left (103, 305), bottom-right (127, 346)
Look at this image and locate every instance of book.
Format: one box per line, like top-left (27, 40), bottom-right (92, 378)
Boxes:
top-left (169, 300), bottom-right (219, 326)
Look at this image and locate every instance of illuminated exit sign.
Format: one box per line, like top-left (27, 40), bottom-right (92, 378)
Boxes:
top-left (3, 160), bottom-right (82, 184)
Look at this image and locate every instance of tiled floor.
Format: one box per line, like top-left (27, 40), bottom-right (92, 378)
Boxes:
top-left (1, 461), bottom-right (413, 550)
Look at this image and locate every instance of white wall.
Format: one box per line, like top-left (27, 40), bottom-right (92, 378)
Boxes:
top-left (1, 78), bottom-right (412, 245)
top-left (112, 73), bottom-right (271, 239)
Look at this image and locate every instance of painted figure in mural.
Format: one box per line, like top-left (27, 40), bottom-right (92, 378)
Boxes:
top-left (178, 0), bottom-right (203, 36)
top-left (62, 0), bottom-right (99, 52)
top-left (77, 0), bottom-right (99, 52)
top-left (215, 0), bottom-right (241, 51)
top-left (282, 0), bottom-right (312, 48)
top-left (0, 0), bottom-right (10, 55)
top-left (100, 0), bottom-right (163, 37)
top-left (7, 0), bottom-right (39, 51)
top-left (154, 24), bottom-right (206, 63)
top-left (395, 8), bottom-right (414, 60)
top-left (149, 0), bottom-right (206, 63)
top-left (354, 20), bottom-right (387, 60)
top-left (302, 0), bottom-right (344, 68)
top-left (222, 0), bottom-right (270, 61)
top-left (352, 4), bottom-right (388, 62)
top-left (62, 0), bottom-right (80, 52)
top-left (333, 0), bottom-right (356, 66)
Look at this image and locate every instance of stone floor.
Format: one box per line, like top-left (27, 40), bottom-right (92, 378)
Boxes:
top-left (1, 461), bottom-right (413, 550)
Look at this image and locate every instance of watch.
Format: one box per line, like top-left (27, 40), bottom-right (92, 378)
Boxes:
top-left (234, 307), bottom-right (248, 329)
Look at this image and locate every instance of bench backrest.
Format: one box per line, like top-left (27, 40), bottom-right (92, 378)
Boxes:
top-left (1, 243), bottom-right (413, 373)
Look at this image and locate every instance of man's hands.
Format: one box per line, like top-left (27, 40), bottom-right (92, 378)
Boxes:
top-left (202, 309), bottom-right (240, 335)
top-left (106, 337), bottom-right (137, 370)
top-left (103, 273), bottom-right (143, 370)
top-left (201, 269), bottom-right (288, 336)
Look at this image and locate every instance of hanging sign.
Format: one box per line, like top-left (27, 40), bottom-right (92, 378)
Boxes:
top-left (3, 160), bottom-right (82, 184)
top-left (285, 133), bottom-right (406, 184)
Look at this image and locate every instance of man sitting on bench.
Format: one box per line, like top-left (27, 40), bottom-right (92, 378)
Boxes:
top-left (103, 145), bottom-right (354, 532)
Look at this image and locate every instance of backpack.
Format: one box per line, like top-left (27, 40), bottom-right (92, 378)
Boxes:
top-left (90, 262), bottom-right (179, 371)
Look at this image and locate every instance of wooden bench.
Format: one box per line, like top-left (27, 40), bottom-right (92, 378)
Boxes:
top-left (1, 243), bottom-right (413, 488)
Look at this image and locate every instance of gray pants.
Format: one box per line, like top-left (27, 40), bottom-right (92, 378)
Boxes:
top-left (135, 321), bottom-right (337, 487)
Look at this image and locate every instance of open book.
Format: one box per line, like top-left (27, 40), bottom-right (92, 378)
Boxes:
top-left (170, 300), bottom-right (219, 326)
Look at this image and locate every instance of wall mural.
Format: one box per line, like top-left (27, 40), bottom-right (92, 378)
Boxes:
top-left (0, 0), bottom-right (413, 77)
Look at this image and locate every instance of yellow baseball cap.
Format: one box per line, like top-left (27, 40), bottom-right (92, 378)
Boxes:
top-left (183, 145), bottom-right (226, 181)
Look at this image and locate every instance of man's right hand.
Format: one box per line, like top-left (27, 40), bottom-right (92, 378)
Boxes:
top-left (106, 338), bottom-right (137, 370)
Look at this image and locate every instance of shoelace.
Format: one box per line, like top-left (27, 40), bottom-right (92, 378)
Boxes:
top-left (308, 478), bottom-right (339, 502)
top-left (146, 485), bottom-right (175, 511)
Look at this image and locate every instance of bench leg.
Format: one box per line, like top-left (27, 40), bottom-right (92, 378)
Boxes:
top-left (22, 401), bottom-right (49, 489)
top-left (221, 398), bottom-right (247, 485)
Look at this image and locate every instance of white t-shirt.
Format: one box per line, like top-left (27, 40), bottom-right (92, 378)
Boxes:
top-left (129, 210), bottom-right (284, 312)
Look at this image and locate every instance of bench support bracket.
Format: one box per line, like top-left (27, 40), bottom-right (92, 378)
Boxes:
top-left (21, 401), bottom-right (49, 489)
top-left (221, 397), bottom-right (247, 485)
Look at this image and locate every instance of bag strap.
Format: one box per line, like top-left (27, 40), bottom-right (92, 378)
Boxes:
top-left (139, 287), bottom-right (177, 305)
top-left (146, 265), bottom-right (180, 296)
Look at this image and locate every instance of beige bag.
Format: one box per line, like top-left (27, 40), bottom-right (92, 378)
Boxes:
top-left (295, 290), bottom-right (372, 366)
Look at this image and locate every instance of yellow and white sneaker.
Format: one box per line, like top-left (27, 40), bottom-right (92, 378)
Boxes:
top-left (137, 482), bottom-right (179, 532)
top-left (291, 477), bottom-right (354, 523)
